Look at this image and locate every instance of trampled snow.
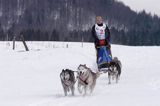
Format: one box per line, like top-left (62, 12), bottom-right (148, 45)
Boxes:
top-left (0, 41), bottom-right (160, 106)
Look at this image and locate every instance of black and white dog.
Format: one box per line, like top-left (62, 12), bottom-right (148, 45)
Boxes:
top-left (60, 69), bottom-right (76, 96)
top-left (108, 57), bottom-right (122, 84)
top-left (77, 64), bottom-right (99, 95)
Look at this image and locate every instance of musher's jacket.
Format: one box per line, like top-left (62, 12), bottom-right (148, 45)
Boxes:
top-left (92, 23), bottom-right (110, 47)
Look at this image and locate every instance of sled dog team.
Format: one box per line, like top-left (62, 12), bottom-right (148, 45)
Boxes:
top-left (60, 57), bottom-right (122, 96)
top-left (60, 16), bottom-right (122, 96)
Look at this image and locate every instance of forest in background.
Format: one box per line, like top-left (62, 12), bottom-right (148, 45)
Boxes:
top-left (0, 0), bottom-right (160, 46)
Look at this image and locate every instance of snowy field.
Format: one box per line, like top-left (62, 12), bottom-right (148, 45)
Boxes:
top-left (0, 41), bottom-right (160, 106)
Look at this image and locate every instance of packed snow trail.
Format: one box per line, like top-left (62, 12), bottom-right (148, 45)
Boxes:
top-left (0, 42), bottom-right (160, 106)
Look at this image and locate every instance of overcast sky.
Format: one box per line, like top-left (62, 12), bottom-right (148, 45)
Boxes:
top-left (119, 0), bottom-right (160, 16)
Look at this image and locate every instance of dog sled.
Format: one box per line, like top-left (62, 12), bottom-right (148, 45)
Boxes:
top-left (97, 46), bottom-right (112, 72)
top-left (97, 46), bottom-right (121, 74)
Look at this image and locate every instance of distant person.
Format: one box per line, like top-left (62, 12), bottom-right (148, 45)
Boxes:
top-left (92, 16), bottom-right (112, 63)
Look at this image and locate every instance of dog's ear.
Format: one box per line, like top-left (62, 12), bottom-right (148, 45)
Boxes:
top-left (67, 69), bottom-right (71, 72)
top-left (62, 69), bottom-right (65, 72)
top-left (78, 64), bottom-right (81, 68)
top-left (66, 69), bottom-right (70, 71)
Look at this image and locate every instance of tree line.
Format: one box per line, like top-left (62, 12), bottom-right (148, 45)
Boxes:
top-left (0, 0), bottom-right (160, 46)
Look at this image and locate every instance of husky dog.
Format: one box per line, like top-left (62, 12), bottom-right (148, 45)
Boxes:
top-left (108, 57), bottom-right (122, 84)
top-left (60, 69), bottom-right (76, 96)
top-left (77, 64), bottom-right (99, 95)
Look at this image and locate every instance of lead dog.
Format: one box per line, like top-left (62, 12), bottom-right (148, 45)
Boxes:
top-left (77, 64), bottom-right (99, 95)
top-left (108, 57), bottom-right (122, 84)
top-left (60, 69), bottom-right (76, 96)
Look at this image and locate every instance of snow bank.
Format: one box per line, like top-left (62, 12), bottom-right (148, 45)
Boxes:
top-left (0, 41), bottom-right (160, 106)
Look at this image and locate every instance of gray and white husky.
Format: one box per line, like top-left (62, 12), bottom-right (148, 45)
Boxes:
top-left (60, 69), bottom-right (76, 96)
top-left (108, 57), bottom-right (122, 84)
top-left (77, 64), bottom-right (99, 95)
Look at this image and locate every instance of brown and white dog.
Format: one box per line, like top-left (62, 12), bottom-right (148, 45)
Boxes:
top-left (77, 64), bottom-right (99, 95)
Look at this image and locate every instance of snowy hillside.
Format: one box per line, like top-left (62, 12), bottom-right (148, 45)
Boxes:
top-left (0, 41), bottom-right (160, 106)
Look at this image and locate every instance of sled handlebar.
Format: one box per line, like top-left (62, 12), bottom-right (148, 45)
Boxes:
top-left (96, 45), bottom-right (110, 48)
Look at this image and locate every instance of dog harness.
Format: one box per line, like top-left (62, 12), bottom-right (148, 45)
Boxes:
top-left (78, 70), bottom-right (91, 85)
top-left (79, 76), bottom-right (88, 85)
top-left (63, 79), bottom-right (72, 86)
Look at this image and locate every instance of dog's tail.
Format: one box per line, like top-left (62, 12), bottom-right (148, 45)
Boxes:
top-left (117, 63), bottom-right (121, 75)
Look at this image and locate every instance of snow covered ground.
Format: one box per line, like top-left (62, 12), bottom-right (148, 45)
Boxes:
top-left (0, 41), bottom-right (160, 106)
